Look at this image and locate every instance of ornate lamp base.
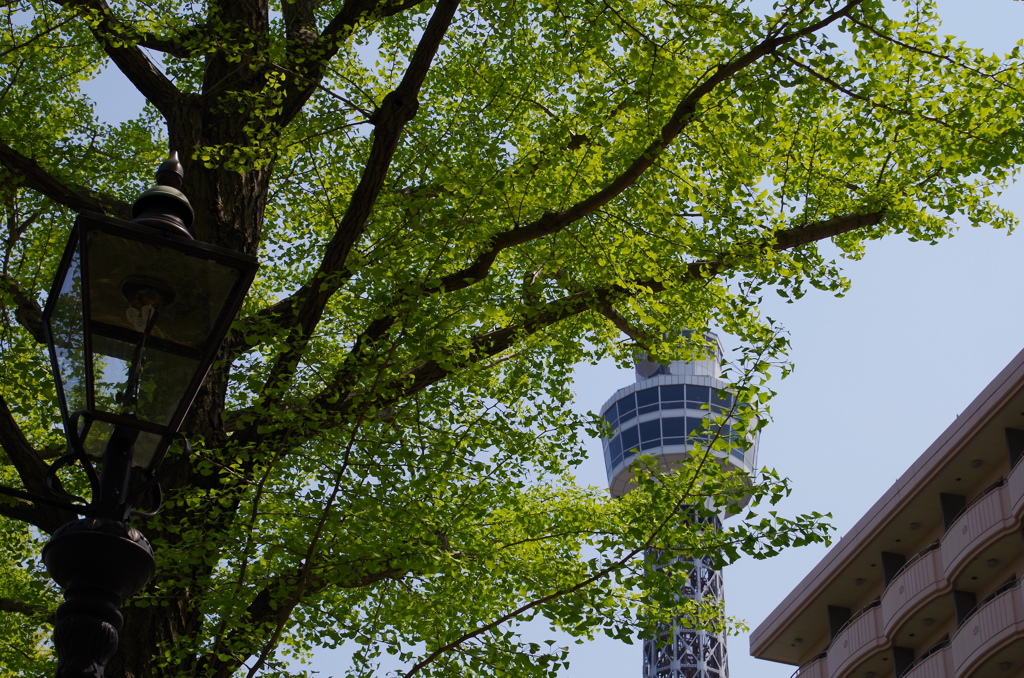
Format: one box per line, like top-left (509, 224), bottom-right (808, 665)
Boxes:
top-left (42, 518), bottom-right (156, 678)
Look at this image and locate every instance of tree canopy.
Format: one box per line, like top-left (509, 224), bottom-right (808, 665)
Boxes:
top-left (0, 0), bottom-right (1021, 676)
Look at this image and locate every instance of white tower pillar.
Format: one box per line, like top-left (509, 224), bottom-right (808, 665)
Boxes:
top-left (598, 333), bottom-right (759, 678)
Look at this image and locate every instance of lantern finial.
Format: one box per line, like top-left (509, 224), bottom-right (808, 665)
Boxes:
top-left (131, 152), bottom-right (194, 239)
top-left (155, 151), bottom-right (185, 189)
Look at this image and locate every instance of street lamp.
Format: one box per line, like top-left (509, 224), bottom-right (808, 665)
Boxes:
top-left (34, 153), bottom-right (258, 677)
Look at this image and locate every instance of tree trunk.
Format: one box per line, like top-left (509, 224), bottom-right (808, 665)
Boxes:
top-left (105, 103), bottom-right (274, 674)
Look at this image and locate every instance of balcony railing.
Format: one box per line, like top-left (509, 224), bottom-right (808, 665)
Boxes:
top-left (830, 598), bottom-right (880, 641)
top-left (888, 541), bottom-right (940, 584)
top-left (897, 638), bottom-right (949, 678)
top-left (789, 652), bottom-right (827, 678)
top-left (952, 579), bottom-right (1024, 675)
top-left (882, 544), bottom-right (942, 635)
top-left (828, 600), bottom-right (883, 678)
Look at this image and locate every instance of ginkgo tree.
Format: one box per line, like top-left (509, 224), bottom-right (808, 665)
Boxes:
top-left (0, 0), bottom-right (1022, 675)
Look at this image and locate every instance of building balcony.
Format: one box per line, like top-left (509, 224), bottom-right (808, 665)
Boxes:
top-left (881, 545), bottom-right (943, 636)
top-left (826, 603), bottom-right (884, 678)
top-left (792, 654), bottom-right (827, 678)
top-left (1009, 449), bottom-right (1024, 517)
top-left (942, 480), bottom-right (1010, 581)
top-left (876, 459), bottom-right (1024, 648)
top-left (951, 581), bottom-right (1024, 676)
top-left (902, 644), bottom-right (953, 678)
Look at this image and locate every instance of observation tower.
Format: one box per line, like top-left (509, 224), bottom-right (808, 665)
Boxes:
top-left (598, 333), bottom-right (759, 678)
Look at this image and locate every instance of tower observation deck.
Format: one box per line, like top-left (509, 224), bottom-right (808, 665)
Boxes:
top-left (598, 333), bottom-right (759, 678)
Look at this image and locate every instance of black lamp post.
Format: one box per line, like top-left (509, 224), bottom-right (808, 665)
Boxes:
top-left (34, 154), bottom-right (258, 677)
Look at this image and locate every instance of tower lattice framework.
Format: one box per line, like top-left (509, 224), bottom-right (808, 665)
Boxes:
top-left (641, 550), bottom-right (727, 678)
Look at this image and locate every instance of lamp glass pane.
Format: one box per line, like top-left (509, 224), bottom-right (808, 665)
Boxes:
top-left (47, 246), bottom-right (88, 419)
top-left (80, 419), bottom-right (162, 469)
top-left (84, 229), bottom-right (243, 356)
top-left (79, 227), bottom-right (245, 467)
top-left (90, 332), bottom-right (200, 428)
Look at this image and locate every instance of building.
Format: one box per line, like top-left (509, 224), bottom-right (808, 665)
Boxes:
top-left (599, 333), bottom-right (759, 678)
top-left (750, 348), bottom-right (1024, 678)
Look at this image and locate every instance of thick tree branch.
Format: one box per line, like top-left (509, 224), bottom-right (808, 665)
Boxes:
top-left (289, 0), bottom-right (460, 338)
top-left (281, 0), bottom-right (318, 45)
top-left (275, 0), bottom-right (432, 127)
top-left (597, 303), bottom-right (658, 353)
top-left (426, 0), bottom-right (868, 296)
top-left (0, 395), bottom-right (73, 533)
top-left (223, 1), bottom-right (447, 352)
top-left (371, 209), bottom-right (888, 399)
top-left (136, 26), bottom-right (206, 59)
top-left (0, 396), bottom-right (51, 493)
top-left (201, 561), bottom-right (406, 678)
top-left (0, 597), bottom-right (52, 621)
top-left (0, 273), bottom-right (45, 343)
top-left (774, 50), bottom-right (989, 142)
top-left (235, 0), bottom-right (460, 392)
top-left (0, 498), bottom-right (55, 529)
top-left (49, 0), bottom-right (182, 117)
top-left (239, 0), bottom-right (866, 356)
top-left (0, 140), bottom-right (131, 219)
top-left (248, 208), bottom-right (886, 452)
top-left (772, 210), bottom-right (886, 250)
